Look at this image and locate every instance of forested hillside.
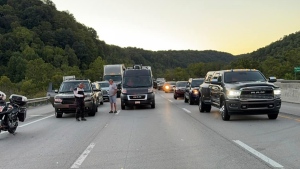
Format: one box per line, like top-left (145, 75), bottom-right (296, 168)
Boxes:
top-left (0, 0), bottom-right (235, 98)
top-left (228, 31), bottom-right (300, 79)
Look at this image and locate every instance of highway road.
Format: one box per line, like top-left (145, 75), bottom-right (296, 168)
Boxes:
top-left (0, 90), bottom-right (299, 169)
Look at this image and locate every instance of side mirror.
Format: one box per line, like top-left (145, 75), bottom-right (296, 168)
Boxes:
top-left (268, 77), bottom-right (277, 83)
top-left (55, 89), bottom-right (58, 93)
top-left (211, 79), bottom-right (221, 85)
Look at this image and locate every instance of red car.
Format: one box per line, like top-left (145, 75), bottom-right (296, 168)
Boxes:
top-left (174, 81), bottom-right (188, 99)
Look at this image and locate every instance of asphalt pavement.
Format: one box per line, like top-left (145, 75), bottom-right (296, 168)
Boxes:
top-left (0, 91), bottom-right (299, 169)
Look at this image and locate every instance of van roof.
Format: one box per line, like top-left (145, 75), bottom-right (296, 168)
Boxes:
top-left (123, 69), bottom-right (151, 76)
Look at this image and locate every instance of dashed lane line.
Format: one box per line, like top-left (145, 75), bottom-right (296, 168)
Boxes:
top-left (233, 140), bottom-right (283, 168)
top-left (182, 108), bottom-right (191, 113)
top-left (71, 143), bottom-right (96, 168)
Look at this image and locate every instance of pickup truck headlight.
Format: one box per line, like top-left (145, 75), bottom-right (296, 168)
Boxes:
top-left (122, 89), bottom-right (127, 94)
top-left (54, 98), bottom-right (62, 103)
top-left (274, 89), bottom-right (281, 98)
top-left (227, 90), bottom-right (241, 99)
top-left (148, 88), bottom-right (153, 93)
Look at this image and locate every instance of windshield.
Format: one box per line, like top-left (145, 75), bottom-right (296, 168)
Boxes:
top-left (59, 81), bottom-right (91, 93)
top-left (176, 82), bottom-right (187, 87)
top-left (98, 82), bottom-right (109, 88)
top-left (191, 80), bottom-right (203, 87)
top-left (123, 76), bottom-right (152, 88)
top-left (103, 75), bottom-right (122, 82)
top-left (224, 71), bottom-right (267, 83)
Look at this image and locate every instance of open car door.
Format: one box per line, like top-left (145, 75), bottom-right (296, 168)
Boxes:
top-left (46, 82), bottom-right (56, 107)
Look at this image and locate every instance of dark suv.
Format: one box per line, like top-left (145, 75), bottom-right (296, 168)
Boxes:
top-left (47, 79), bottom-right (99, 118)
top-left (184, 78), bottom-right (204, 105)
top-left (198, 69), bottom-right (281, 121)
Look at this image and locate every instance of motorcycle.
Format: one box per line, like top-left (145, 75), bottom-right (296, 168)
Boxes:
top-left (0, 94), bottom-right (27, 134)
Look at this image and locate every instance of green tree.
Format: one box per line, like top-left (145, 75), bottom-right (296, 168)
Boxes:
top-left (84, 56), bottom-right (106, 82)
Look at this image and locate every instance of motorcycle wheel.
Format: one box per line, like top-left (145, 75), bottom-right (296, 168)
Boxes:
top-left (7, 120), bottom-right (18, 134)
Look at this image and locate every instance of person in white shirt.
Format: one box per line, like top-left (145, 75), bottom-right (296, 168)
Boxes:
top-left (108, 79), bottom-right (118, 113)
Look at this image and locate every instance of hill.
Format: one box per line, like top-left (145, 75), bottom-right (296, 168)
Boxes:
top-left (228, 31), bottom-right (300, 79)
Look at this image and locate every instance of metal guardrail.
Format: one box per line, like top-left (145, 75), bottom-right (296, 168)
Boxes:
top-left (6, 97), bottom-right (49, 107)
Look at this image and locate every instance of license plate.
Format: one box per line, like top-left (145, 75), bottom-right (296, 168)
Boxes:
top-left (135, 101), bottom-right (140, 104)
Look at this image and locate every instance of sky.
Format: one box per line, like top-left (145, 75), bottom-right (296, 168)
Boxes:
top-left (51, 0), bottom-right (300, 55)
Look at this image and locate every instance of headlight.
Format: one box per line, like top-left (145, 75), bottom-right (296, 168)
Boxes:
top-left (227, 90), bottom-right (241, 99)
top-left (122, 89), bottom-right (127, 94)
top-left (165, 86), bottom-right (169, 89)
top-left (274, 89), bottom-right (281, 98)
top-left (148, 88), bottom-right (153, 93)
top-left (192, 90), bottom-right (199, 95)
top-left (54, 98), bottom-right (62, 103)
top-left (84, 96), bottom-right (92, 102)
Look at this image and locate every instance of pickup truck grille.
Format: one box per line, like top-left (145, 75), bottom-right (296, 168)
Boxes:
top-left (240, 87), bottom-right (273, 100)
top-left (62, 98), bottom-right (75, 104)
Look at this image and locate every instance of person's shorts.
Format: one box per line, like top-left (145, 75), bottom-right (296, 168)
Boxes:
top-left (109, 95), bottom-right (117, 103)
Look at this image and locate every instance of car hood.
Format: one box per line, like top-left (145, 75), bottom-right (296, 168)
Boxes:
top-left (191, 87), bottom-right (199, 90)
top-left (225, 81), bottom-right (278, 90)
top-left (124, 88), bottom-right (149, 95)
top-left (55, 93), bottom-right (91, 98)
top-left (176, 87), bottom-right (186, 90)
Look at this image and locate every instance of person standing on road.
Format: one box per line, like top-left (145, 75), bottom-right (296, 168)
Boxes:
top-left (74, 83), bottom-right (87, 121)
top-left (108, 79), bottom-right (118, 113)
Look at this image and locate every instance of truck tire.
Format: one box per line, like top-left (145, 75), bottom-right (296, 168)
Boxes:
top-left (188, 94), bottom-right (193, 105)
top-left (220, 100), bottom-right (230, 121)
top-left (55, 109), bottom-right (62, 118)
top-left (205, 105), bottom-right (211, 112)
top-left (268, 111), bottom-right (279, 120)
top-left (184, 95), bottom-right (188, 103)
top-left (88, 104), bottom-right (96, 116)
top-left (199, 99), bottom-right (205, 113)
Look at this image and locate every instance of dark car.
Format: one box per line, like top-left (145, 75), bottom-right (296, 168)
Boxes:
top-left (174, 81), bottom-right (188, 99)
top-left (96, 81), bottom-right (110, 102)
top-left (163, 81), bottom-right (176, 93)
top-left (184, 78), bottom-right (204, 105)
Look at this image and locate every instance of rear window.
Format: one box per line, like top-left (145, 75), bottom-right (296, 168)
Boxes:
top-left (176, 82), bottom-right (187, 87)
top-left (191, 80), bottom-right (203, 87)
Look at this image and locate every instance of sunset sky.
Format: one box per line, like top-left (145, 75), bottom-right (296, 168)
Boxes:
top-left (51, 0), bottom-right (300, 55)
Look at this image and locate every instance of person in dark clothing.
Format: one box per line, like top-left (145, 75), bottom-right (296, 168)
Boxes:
top-left (0, 91), bottom-right (7, 128)
top-left (74, 83), bottom-right (86, 121)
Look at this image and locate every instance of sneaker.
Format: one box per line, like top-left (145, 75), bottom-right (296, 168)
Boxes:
top-left (114, 110), bottom-right (117, 113)
top-left (76, 118), bottom-right (80, 121)
top-left (109, 111), bottom-right (113, 113)
top-left (81, 118), bottom-right (87, 121)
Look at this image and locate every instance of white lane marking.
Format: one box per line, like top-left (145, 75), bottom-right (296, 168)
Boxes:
top-left (0, 115), bottom-right (54, 135)
top-left (19, 115), bottom-right (54, 128)
top-left (168, 99), bottom-right (173, 102)
top-left (116, 110), bottom-right (121, 115)
top-left (233, 140), bottom-right (284, 168)
top-left (160, 95), bottom-right (165, 98)
top-left (182, 108), bottom-right (191, 113)
top-left (71, 143), bottom-right (96, 168)
top-left (30, 115), bottom-right (46, 117)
